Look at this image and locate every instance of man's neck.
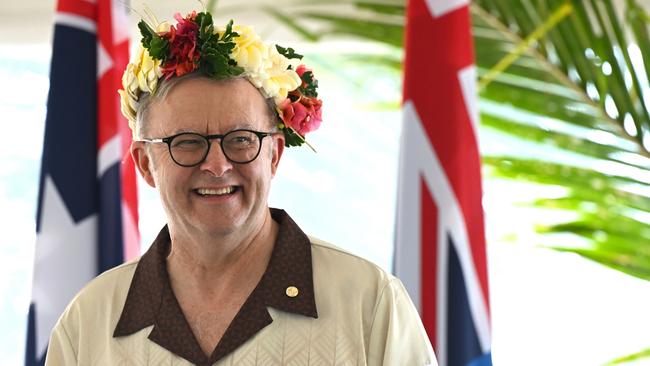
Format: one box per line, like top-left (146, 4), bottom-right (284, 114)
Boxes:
top-left (165, 209), bottom-right (278, 296)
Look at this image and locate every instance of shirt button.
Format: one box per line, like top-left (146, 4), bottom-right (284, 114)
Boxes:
top-left (286, 286), bottom-right (299, 298)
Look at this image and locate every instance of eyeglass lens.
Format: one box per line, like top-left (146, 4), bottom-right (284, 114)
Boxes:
top-left (169, 130), bottom-right (263, 166)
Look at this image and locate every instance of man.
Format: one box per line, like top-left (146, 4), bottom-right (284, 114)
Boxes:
top-left (45, 11), bottom-right (437, 366)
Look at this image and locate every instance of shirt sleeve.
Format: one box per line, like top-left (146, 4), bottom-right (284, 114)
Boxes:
top-left (367, 278), bottom-right (438, 366)
top-left (45, 315), bottom-right (78, 365)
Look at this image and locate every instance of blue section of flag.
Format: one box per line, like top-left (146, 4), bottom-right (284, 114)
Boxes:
top-left (447, 236), bottom-right (492, 366)
top-left (25, 304), bottom-right (44, 366)
top-left (36, 25), bottom-right (97, 230)
top-left (26, 18), bottom-right (125, 365)
top-left (99, 164), bottom-right (124, 272)
top-left (466, 352), bottom-right (493, 366)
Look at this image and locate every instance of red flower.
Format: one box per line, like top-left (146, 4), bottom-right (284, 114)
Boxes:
top-left (280, 94), bottom-right (323, 137)
top-left (295, 64), bottom-right (312, 87)
top-left (160, 12), bottom-right (200, 78)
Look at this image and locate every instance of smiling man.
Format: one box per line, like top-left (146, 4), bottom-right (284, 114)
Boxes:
top-left (45, 10), bottom-right (437, 366)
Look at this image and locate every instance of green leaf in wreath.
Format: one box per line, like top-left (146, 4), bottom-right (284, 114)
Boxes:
top-left (276, 45), bottom-right (303, 60)
top-left (138, 20), bottom-right (156, 48)
top-left (148, 37), bottom-right (169, 60)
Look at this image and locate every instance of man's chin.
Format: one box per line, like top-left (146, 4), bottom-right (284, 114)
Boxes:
top-left (191, 215), bottom-right (248, 237)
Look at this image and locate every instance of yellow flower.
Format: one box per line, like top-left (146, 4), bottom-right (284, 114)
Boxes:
top-left (119, 61), bottom-right (139, 127)
top-left (214, 23), bottom-right (300, 104)
top-left (134, 45), bottom-right (163, 94)
top-left (119, 43), bottom-right (164, 131)
top-left (228, 25), bottom-right (267, 74)
top-left (256, 46), bottom-right (301, 104)
top-left (156, 21), bottom-right (171, 33)
top-left (118, 89), bottom-right (137, 131)
top-left (121, 63), bottom-right (139, 99)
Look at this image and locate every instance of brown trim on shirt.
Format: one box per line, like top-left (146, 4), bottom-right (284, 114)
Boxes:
top-left (113, 208), bottom-right (318, 366)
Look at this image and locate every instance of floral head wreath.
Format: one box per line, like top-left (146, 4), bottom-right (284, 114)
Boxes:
top-left (118, 10), bottom-right (323, 149)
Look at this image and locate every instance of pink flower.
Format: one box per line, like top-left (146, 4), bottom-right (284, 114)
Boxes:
top-left (160, 12), bottom-right (200, 78)
top-left (280, 95), bottom-right (323, 137)
top-left (296, 65), bottom-right (311, 84)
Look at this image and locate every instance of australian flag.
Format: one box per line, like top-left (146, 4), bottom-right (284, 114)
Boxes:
top-left (25, 0), bottom-right (138, 364)
top-left (395, 0), bottom-right (493, 365)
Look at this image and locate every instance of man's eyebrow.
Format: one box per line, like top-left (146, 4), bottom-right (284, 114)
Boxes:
top-left (164, 124), bottom-right (258, 136)
top-left (231, 123), bottom-right (256, 130)
top-left (166, 128), bottom-right (199, 135)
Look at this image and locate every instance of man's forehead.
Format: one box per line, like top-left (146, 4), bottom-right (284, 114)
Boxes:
top-left (146, 79), bottom-right (271, 135)
top-left (149, 120), bottom-right (270, 138)
top-left (160, 123), bottom-right (260, 135)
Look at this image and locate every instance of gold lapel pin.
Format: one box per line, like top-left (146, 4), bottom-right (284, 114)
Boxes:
top-left (286, 286), bottom-right (299, 298)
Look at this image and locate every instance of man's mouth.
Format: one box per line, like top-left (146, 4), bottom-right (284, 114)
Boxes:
top-left (194, 186), bottom-right (239, 196)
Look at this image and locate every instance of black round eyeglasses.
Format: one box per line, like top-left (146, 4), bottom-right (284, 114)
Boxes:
top-left (139, 129), bottom-right (275, 167)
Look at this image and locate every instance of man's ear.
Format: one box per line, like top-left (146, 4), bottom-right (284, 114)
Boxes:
top-left (270, 133), bottom-right (285, 177)
top-left (131, 141), bottom-right (156, 187)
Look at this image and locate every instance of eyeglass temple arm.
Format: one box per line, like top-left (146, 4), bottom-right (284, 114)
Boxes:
top-left (137, 138), bottom-right (166, 143)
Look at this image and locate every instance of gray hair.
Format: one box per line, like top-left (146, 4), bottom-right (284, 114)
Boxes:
top-left (134, 72), bottom-right (280, 138)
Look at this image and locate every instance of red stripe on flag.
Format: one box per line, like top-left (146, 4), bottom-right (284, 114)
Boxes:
top-left (57, 0), bottom-right (96, 20)
top-left (420, 177), bottom-right (438, 347)
top-left (114, 38), bottom-right (140, 259)
top-left (96, 0), bottom-right (140, 257)
top-left (404, 0), bottom-right (490, 315)
top-left (97, 0), bottom-right (118, 146)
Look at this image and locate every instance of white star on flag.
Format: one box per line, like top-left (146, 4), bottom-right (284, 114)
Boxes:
top-left (31, 176), bottom-right (97, 357)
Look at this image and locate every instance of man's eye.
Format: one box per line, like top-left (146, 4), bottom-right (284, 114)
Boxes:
top-left (173, 138), bottom-right (202, 148)
top-left (226, 134), bottom-right (254, 145)
top-left (233, 136), bottom-right (253, 143)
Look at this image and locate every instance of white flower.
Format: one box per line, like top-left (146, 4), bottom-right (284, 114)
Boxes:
top-left (134, 45), bottom-right (163, 94)
top-left (121, 63), bottom-right (139, 99)
top-left (118, 44), bottom-right (163, 130)
top-left (228, 25), bottom-right (268, 75)
top-left (118, 89), bottom-right (137, 130)
top-left (254, 46), bottom-right (301, 103)
top-left (156, 21), bottom-right (171, 33)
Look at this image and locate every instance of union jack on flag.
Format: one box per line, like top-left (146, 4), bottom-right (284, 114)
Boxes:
top-left (395, 0), bottom-right (493, 365)
top-left (25, 0), bottom-right (138, 364)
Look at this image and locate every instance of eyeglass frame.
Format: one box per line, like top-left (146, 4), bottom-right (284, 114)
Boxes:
top-left (137, 129), bottom-right (277, 167)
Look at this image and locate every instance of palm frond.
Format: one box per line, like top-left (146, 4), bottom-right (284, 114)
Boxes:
top-left (605, 345), bottom-right (650, 365)
top-left (265, 0), bottom-right (650, 286)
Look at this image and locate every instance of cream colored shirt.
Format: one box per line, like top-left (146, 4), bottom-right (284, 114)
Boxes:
top-left (46, 210), bottom-right (437, 366)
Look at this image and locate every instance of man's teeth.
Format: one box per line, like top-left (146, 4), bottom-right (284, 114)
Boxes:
top-left (196, 187), bottom-right (235, 196)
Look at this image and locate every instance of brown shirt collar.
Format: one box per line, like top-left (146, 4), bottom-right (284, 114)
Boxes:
top-left (113, 208), bottom-right (318, 366)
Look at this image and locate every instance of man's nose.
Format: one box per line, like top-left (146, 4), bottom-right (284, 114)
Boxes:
top-left (199, 142), bottom-right (233, 177)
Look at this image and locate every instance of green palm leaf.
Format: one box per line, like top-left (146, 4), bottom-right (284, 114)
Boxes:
top-left (257, 0), bottom-right (650, 362)
top-left (262, 0), bottom-right (650, 287)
